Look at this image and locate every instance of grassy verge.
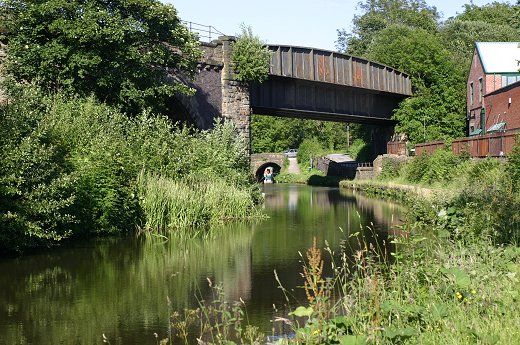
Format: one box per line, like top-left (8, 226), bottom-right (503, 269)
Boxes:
top-left (166, 150), bottom-right (520, 344)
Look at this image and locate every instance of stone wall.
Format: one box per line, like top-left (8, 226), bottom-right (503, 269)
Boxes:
top-left (250, 153), bottom-right (285, 174)
top-left (314, 157), bottom-right (357, 179)
top-left (176, 37), bottom-right (252, 150)
top-left (219, 37), bottom-right (251, 151)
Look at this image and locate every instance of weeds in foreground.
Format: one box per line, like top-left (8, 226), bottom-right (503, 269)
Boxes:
top-left (170, 279), bottom-right (264, 345)
top-left (170, 225), bottom-right (520, 344)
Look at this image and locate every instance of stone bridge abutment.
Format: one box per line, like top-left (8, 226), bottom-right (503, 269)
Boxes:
top-left (250, 153), bottom-right (285, 181)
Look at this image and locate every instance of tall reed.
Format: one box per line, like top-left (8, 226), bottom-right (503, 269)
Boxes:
top-left (137, 171), bottom-right (260, 236)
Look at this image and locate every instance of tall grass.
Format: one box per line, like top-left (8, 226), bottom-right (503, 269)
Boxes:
top-left (0, 87), bottom-right (259, 253)
top-left (137, 172), bottom-right (260, 236)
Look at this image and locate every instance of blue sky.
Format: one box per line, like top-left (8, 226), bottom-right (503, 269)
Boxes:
top-left (164, 0), bottom-right (514, 51)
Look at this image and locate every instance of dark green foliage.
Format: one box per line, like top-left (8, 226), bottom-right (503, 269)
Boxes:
top-left (1, 0), bottom-right (201, 115)
top-left (367, 25), bottom-right (466, 143)
top-left (251, 115), bottom-right (305, 153)
top-left (379, 157), bottom-right (406, 180)
top-left (336, 0), bottom-right (519, 144)
top-left (0, 89), bottom-right (76, 253)
top-left (0, 89), bottom-right (255, 253)
top-left (455, 1), bottom-right (519, 27)
top-left (451, 163), bottom-right (519, 244)
top-left (402, 149), bottom-right (466, 184)
top-left (251, 115), bottom-right (351, 154)
top-left (232, 25), bottom-right (271, 83)
top-left (297, 138), bottom-right (325, 169)
top-left (506, 135), bottom-right (520, 193)
top-left (439, 19), bottom-right (520, 70)
top-left (336, 0), bottom-right (439, 56)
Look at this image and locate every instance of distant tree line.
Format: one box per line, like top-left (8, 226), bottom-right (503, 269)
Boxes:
top-left (252, 0), bottom-right (520, 156)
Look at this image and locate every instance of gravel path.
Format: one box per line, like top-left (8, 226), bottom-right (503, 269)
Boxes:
top-left (287, 157), bottom-right (301, 174)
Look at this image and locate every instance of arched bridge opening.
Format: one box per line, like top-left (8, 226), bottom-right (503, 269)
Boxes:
top-left (255, 162), bottom-right (282, 182)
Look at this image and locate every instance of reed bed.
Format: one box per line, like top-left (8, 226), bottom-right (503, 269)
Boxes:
top-left (137, 172), bottom-right (260, 236)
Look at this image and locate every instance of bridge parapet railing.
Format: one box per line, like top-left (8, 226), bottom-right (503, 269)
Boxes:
top-left (267, 45), bottom-right (412, 96)
top-left (182, 21), bottom-right (224, 43)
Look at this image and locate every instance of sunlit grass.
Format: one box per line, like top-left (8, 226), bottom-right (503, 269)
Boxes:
top-left (137, 171), bottom-right (262, 237)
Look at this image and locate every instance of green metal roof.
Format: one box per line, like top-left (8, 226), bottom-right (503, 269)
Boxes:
top-left (487, 122), bottom-right (506, 132)
top-left (469, 128), bottom-right (482, 136)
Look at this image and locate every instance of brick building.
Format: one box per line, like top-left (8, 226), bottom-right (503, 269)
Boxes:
top-left (467, 42), bottom-right (520, 135)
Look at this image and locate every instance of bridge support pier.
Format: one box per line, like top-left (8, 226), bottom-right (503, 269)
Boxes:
top-left (371, 125), bottom-right (395, 159)
top-left (220, 37), bottom-right (251, 152)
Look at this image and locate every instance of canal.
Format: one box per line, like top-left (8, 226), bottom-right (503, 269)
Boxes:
top-left (0, 185), bottom-right (404, 345)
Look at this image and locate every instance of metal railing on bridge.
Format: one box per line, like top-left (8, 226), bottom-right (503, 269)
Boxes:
top-left (181, 21), bottom-right (225, 43)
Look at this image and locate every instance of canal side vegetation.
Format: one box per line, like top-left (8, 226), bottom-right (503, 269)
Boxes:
top-left (0, 0), bottom-right (269, 254)
top-left (0, 88), bottom-right (260, 254)
top-left (166, 147), bottom-right (520, 344)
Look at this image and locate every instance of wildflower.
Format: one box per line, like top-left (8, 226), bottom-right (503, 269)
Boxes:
top-left (471, 290), bottom-right (476, 294)
top-left (456, 292), bottom-right (463, 300)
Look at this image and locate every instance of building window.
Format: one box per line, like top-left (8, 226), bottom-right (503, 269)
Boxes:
top-left (479, 77), bottom-right (483, 101)
top-left (470, 82), bottom-right (474, 106)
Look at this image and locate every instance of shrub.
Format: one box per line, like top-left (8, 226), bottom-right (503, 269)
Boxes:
top-left (232, 24), bottom-right (271, 83)
top-left (379, 157), bottom-right (406, 180)
top-left (420, 148), bottom-right (464, 184)
top-left (0, 92), bottom-right (76, 253)
top-left (506, 135), bottom-right (520, 193)
top-left (0, 88), bottom-right (259, 252)
top-left (297, 138), bottom-right (325, 169)
top-left (401, 151), bottom-right (430, 183)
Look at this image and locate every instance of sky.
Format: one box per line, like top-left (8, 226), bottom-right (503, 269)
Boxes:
top-left (164, 0), bottom-right (515, 51)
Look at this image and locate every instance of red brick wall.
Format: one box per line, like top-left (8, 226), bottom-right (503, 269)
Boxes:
top-left (484, 81), bottom-right (520, 131)
top-left (467, 49), bottom-right (485, 131)
top-left (467, 48), bottom-right (511, 133)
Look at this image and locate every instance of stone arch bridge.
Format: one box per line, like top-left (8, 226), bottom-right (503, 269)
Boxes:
top-left (250, 153), bottom-right (285, 182)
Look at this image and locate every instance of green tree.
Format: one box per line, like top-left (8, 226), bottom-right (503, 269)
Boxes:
top-left (232, 24), bottom-right (271, 83)
top-left (454, 1), bottom-right (519, 27)
top-left (336, 0), bottom-right (439, 55)
top-left (367, 25), bottom-right (466, 143)
top-left (1, 0), bottom-right (201, 115)
top-left (250, 115), bottom-right (351, 154)
top-left (439, 19), bottom-right (520, 70)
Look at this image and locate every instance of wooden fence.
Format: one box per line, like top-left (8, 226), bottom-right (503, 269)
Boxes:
top-left (415, 140), bottom-right (446, 156)
top-left (387, 141), bottom-right (407, 155)
top-left (414, 130), bottom-right (520, 158)
top-left (452, 129), bottom-right (520, 157)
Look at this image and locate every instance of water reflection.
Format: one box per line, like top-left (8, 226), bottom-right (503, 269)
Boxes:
top-left (0, 185), bottom-right (404, 345)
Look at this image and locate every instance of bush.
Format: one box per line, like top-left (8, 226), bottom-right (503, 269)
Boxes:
top-left (379, 157), bottom-right (407, 180)
top-left (232, 24), bottom-right (271, 83)
top-left (0, 91), bottom-right (76, 253)
top-left (506, 135), bottom-right (520, 193)
top-left (297, 138), bottom-right (325, 169)
top-left (0, 88), bottom-right (258, 253)
top-left (400, 149), bottom-right (467, 185)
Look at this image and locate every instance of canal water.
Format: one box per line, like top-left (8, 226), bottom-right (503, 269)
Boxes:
top-left (0, 185), bottom-right (404, 345)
